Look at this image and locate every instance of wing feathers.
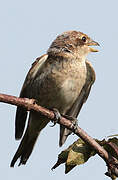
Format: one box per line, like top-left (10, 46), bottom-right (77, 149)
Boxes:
top-left (15, 54), bottom-right (48, 140)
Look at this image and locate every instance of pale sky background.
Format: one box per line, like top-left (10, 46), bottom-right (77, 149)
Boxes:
top-left (0, 0), bottom-right (118, 179)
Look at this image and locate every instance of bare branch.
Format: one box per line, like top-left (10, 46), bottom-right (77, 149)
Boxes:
top-left (0, 93), bottom-right (118, 178)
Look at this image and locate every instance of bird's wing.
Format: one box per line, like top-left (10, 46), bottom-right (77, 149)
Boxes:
top-left (66, 60), bottom-right (96, 118)
top-left (15, 54), bottom-right (48, 140)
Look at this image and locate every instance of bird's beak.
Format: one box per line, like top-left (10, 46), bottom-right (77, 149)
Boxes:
top-left (87, 40), bottom-right (100, 52)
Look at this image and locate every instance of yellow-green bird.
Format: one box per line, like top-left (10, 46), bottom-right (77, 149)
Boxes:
top-left (11, 30), bottom-right (99, 167)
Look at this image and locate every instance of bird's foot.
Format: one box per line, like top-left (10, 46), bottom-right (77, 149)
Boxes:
top-left (50, 108), bottom-right (61, 127)
top-left (63, 115), bottom-right (78, 134)
top-left (71, 120), bottom-right (78, 134)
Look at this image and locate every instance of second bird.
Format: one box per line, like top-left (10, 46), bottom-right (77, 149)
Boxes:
top-left (11, 30), bottom-right (99, 167)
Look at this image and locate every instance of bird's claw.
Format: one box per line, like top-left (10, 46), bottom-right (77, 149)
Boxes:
top-left (50, 108), bottom-right (61, 127)
top-left (71, 121), bottom-right (78, 134)
top-left (63, 115), bottom-right (78, 134)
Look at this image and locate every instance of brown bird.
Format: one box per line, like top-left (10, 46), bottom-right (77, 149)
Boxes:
top-left (10, 30), bottom-right (99, 167)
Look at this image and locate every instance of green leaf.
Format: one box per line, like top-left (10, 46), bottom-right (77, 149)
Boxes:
top-left (65, 138), bottom-right (96, 173)
top-left (52, 138), bottom-right (96, 173)
top-left (52, 137), bottom-right (118, 175)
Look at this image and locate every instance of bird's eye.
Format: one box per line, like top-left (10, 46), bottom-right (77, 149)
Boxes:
top-left (82, 36), bottom-right (86, 42)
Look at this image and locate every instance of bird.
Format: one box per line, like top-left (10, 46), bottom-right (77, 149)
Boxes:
top-left (10, 30), bottom-right (99, 167)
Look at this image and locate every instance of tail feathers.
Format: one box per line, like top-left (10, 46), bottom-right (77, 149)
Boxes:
top-left (10, 130), bottom-right (38, 167)
top-left (15, 107), bottom-right (28, 140)
top-left (59, 114), bottom-right (78, 146)
top-left (59, 125), bottom-right (72, 147)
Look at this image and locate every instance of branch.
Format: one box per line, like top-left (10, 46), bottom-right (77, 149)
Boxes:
top-left (0, 93), bottom-right (118, 178)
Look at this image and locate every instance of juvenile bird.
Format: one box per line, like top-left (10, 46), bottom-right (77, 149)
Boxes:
top-left (10, 30), bottom-right (99, 167)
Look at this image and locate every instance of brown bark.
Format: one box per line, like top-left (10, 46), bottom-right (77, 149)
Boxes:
top-left (0, 93), bottom-right (118, 178)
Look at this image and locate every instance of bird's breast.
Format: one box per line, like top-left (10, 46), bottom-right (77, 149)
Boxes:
top-left (33, 59), bottom-right (87, 114)
top-left (56, 69), bottom-right (86, 112)
top-left (40, 61), bottom-right (86, 113)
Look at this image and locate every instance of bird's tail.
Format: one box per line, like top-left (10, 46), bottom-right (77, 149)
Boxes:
top-left (59, 125), bottom-right (71, 147)
top-left (10, 111), bottom-right (49, 167)
top-left (10, 127), bottom-right (39, 167)
top-left (59, 115), bottom-right (77, 147)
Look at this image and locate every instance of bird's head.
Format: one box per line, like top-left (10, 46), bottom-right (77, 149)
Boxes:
top-left (48, 31), bottom-right (99, 59)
